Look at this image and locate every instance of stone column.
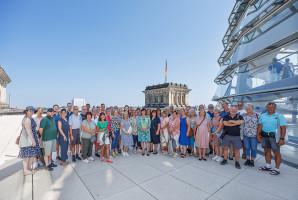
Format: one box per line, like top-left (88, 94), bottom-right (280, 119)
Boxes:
top-left (168, 90), bottom-right (171, 106)
top-left (180, 93), bottom-right (183, 106)
top-left (176, 93), bottom-right (179, 106)
top-left (0, 84), bottom-right (6, 104)
top-left (185, 93), bottom-right (189, 106)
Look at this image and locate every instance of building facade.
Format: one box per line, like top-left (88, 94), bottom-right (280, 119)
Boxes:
top-left (144, 83), bottom-right (191, 108)
top-left (213, 0), bottom-right (298, 143)
top-left (72, 98), bottom-right (86, 111)
top-left (0, 66), bottom-right (11, 109)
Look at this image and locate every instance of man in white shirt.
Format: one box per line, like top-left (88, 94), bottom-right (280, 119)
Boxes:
top-left (69, 106), bottom-right (82, 162)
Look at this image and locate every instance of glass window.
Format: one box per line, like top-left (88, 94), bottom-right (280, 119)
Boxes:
top-left (223, 41), bottom-right (298, 96)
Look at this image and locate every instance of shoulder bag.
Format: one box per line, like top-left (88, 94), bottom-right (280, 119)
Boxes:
top-left (18, 117), bottom-right (33, 148)
top-left (186, 118), bottom-right (194, 138)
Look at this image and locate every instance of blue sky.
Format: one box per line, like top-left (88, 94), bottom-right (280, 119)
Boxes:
top-left (0, 0), bottom-right (235, 108)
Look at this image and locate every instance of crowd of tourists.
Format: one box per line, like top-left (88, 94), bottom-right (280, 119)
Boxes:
top-left (17, 101), bottom-right (286, 176)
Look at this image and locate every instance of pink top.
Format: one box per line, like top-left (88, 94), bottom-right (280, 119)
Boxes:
top-left (160, 117), bottom-right (169, 128)
top-left (106, 116), bottom-right (111, 132)
top-left (169, 117), bottom-right (180, 136)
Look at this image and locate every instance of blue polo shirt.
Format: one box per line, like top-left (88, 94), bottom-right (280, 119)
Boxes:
top-left (207, 111), bottom-right (214, 119)
top-left (220, 110), bottom-right (230, 118)
top-left (81, 113), bottom-right (86, 121)
top-left (259, 112), bottom-right (286, 133)
top-left (66, 111), bottom-right (73, 121)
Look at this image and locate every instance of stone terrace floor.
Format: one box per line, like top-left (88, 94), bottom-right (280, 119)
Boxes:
top-left (0, 115), bottom-right (298, 200)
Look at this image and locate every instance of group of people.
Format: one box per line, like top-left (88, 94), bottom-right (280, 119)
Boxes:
top-left (18, 101), bottom-right (287, 176)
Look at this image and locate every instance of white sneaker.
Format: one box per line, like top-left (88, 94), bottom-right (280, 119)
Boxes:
top-left (212, 155), bottom-right (218, 160)
top-left (122, 152), bottom-right (126, 157)
top-left (82, 159), bottom-right (90, 164)
top-left (173, 153), bottom-right (178, 158)
top-left (38, 161), bottom-right (44, 166)
top-left (126, 152), bottom-right (130, 157)
top-left (216, 156), bottom-right (222, 162)
top-left (33, 162), bottom-right (39, 169)
top-left (87, 157), bottom-right (94, 161)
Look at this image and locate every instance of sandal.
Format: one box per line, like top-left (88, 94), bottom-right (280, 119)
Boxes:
top-left (270, 170), bottom-right (280, 175)
top-left (24, 170), bottom-right (33, 176)
top-left (198, 157), bottom-right (202, 161)
top-left (106, 159), bottom-right (113, 163)
top-left (203, 157), bottom-right (207, 161)
top-left (259, 166), bottom-right (272, 171)
top-left (189, 152), bottom-right (194, 156)
top-left (194, 154), bottom-right (199, 158)
top-left (100, 158), bottom-right (105, 162)
top-left (153, 152), bottom-right (157, 154)
top-left (180, 154), bottom-right (186, 158)
top-left (147, 153), bottom-right (150, 156)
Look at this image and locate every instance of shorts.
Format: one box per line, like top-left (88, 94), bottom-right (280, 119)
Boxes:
top-left (71, 129), bottom-right (81, 145)
top-left (43, 139), bottom-right (57, 156)
top-left (222, 134), bottom-right (242, 149)
top-left (262, 137), bottom-right (280, 151)
top-left (97, 131), bottom-right (110, 145)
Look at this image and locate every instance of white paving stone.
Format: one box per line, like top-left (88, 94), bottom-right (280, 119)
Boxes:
top-left (140, 174), bottom-right (210, 200)
top-left (80, 168), bottom-right (136, 199)
top-left (103, 186), bottom-right (156, 200)
top-left (169, 164), bottom-right (230, 194)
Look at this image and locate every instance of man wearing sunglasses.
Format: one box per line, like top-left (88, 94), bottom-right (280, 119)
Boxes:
top-left (257, 102), bottom-right (286, 175)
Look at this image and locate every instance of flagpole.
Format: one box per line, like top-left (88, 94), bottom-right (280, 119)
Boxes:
top-left (165, 60), bottom-right (167, 83)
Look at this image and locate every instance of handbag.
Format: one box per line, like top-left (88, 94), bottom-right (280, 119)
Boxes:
top-left (91, 134), bottom-right (97, 143)
top-left (185, 117), bottom-right (193, 138)
top-left (275, 114), bottom-right (288, 143)
top-left (18, 117), bottom-right (33, 148)
top-left (127, 126), bottom-right (132, 135)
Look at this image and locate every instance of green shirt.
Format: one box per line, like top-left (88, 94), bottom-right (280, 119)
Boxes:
top-left (40, 115), bottom-right (57, 141)
top-left (97, 121), bottom-right (109, 134)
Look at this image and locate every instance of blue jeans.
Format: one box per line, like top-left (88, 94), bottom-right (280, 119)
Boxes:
top-left (132, 135), bottom-right (141, 148)
top-left (112, 130), bottom-right (120, 150)
top-left (243, 136), bottom-right (258, 159)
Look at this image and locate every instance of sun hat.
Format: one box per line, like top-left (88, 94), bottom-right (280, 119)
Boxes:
top-left (23, 106), bottom-right (37, 114)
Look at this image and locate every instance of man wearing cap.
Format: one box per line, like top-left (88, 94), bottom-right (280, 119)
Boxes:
top-left (39, 108), bottom-right (58, 171)
top-left (257, 102), bottom-right (286, 175)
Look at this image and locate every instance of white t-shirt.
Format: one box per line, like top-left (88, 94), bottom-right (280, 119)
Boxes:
top-left (238, 109), bottom-right (247, 116)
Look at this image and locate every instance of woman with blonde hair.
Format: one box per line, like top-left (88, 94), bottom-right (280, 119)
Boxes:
top-left (210, 109), bottom-right (223, 162)
top-left (168, 110), bottom-right (180, 158)
top-left (120, 112), bottom-right (133, 156)
top-left (179, 109), bottom-right (190, 158)
top-left (194, 109), bottom-right (211, 161)
top-left (160, 111), bottom-right (169, 154)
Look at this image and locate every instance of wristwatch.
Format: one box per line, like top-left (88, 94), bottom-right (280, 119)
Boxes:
top-left (280, 138), bottom-right (284, 140)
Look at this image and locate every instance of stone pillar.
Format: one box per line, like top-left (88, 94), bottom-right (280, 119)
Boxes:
top-left (0, 84), bottom-right (6, 104)
top-left (176, 93), bottom-right (179, 106)
top-left (168, 90), bottom-right (171, 106)
top-left (180, 93), bottom-right (183, 106)
top-left (185, 93), bottom-right (189, 105)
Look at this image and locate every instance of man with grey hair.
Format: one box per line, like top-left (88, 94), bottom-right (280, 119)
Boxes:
top-left (69, 106), bottom-right (82, 162)
top-left (221, 106), bottom-right (244, 169)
